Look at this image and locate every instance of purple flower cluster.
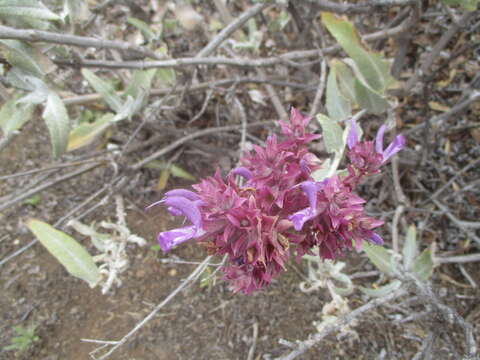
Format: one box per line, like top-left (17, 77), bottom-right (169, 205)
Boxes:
top-left (150, 108), bottom-right (405, 294)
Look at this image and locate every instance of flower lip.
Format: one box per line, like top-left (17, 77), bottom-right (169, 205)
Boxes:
top-left (375, 125), bottom-right (406, 163)
top-left (381, 135), bottom-right (406, 162)
top-left (164, 196), bottom-right (202, 228)
top-left (231, 167), bottom-right (253, 181)
top-left (157, 225), bottom-right (205, 252)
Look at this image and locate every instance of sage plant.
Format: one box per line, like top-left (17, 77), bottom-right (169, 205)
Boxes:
top-left (150, 109), bottom-right (405, 293)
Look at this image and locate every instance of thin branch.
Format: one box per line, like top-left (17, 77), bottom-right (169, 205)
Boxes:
top-left (256, 68), bottom-right (288, 121)
top-left (0, 159), bottom-right (106, 180)
top-left (63, 77), bottom-right (313, 106)
top-left (247, 322), bottom-right (259, 360)
top-left (392, 205), bottom-right (404, 254)
top-left (309, 59), bottom-right (327, 117)
top-left (276, 288), bottom-right (406, 360)
top-left (435, 253), bottom-right (480, 264)
top-left (308, 0), bottom-right (417, 14)
top-left (196, 2), bottom-right (270, 58)
top-left (0, 25), bottom-right (163, 60)
top-left (131, 121), bottom-right (275, 170)
top-left (51, 22), bottom-right (409, 70)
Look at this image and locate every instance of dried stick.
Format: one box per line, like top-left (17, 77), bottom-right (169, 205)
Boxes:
top-left (131, 121), bottom-right (275, 170)
top-left (247, 322), bottom-right (259, 360)
top-left (51, 22), bottom-right (409, 70)
top-left (196, 2), bottom-right (270, 58)
top-left (308, 0), bottom-right (417, 14)
top-left (0, 159), bottom-right (105, 180)
top-left (276, 288), bottom-right (406, 360)
top-left (63, 77), bottom-right (312, 106)
top-left (435, 253), bottom-right (480, 264)
top-left (309, 59), bottom-right (327, 117)
top-left (256, 68), bottom-right (289, 121)
top-left (0, 25), bottom-right (163, 60)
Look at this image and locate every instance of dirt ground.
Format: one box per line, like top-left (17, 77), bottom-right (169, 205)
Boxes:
top-left (1, 1), bottom-right (480, 360)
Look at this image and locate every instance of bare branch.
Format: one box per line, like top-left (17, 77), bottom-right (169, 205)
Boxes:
top-left (0, 25), bottom-right (163, 60)
top-left (196, 2), bottom-right (270, 58)
top-left (50, 22), bottom-right (409, 70)
top-left (307, 0), bottom-right (417, 14)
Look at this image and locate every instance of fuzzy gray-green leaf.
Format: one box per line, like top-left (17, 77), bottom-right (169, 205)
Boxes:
top-left (0, 98), bottom-right (34, 134)
top-left (402, 224), bottom-right (417, 271)
top-left (81, 69), bottom-right (122, 112)
top-left (413, 248), bottom-right (434, 281)
top-left (316, 113), bottom-right (344, 154)
top-left (326, 65), bottom-right (352, 121)
top-left (363, 242), bottom-right (394, 275)
top-left (42, 91), bottom-right (70, 157)
top-left (359, 280), bottom-right (402, 297)
top-left (26, 219), bottom-right (100, 287)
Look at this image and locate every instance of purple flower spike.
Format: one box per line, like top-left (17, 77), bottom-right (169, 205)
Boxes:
top-left (231, 167), bottom-right (253, 181)
top-left (158, 225), bottom-right (205, 252)
top-left (347, 118), bottom-right (359, 149)
top-left (375, 125), bottom-right (406, 163)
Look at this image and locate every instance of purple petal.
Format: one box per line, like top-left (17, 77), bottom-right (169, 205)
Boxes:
top-left (347, 118), bottom-right (359, 149)
top-left (231, 167), bottom-right (253, 181)
top-left (381, 135), bottom-right (406, 163)
top-left (157, 225), bottom-right (204, 252)
top-left (164, 196), bottom-right (202, 228)
top-left (289, 207), bottom-right (316, 231)
top-left (300, 181), bottom-right (318, 210)
top-left (164, 189), bottom-right (200, 201)
top-left (369, 232), bottom-right (384, 245)
top-left (375, 125), bottom-right (386, 154)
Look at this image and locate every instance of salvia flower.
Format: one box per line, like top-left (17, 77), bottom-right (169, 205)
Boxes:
top-left (150, 109), bottom-right (405, 293)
